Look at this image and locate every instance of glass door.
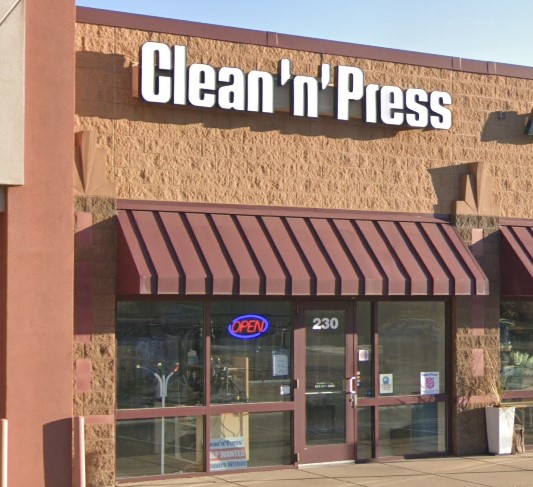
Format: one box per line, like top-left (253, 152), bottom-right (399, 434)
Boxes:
top-left (294, 302), bottom-right (356, 464)
top-left (294, 300), bottom-right (449, 465)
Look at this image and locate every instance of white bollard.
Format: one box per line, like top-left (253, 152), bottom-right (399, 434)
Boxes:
top-left (74, 417), bottom-right (86, 487)
top-left (1, 419), bottom-right (7, 487)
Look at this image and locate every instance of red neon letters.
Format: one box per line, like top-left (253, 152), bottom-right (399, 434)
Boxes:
top-left (228, 314), bottom-right (270, 339)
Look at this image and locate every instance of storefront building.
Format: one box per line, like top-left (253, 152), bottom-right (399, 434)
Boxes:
top-left (4, 4), bottom-right (533, 487)
top-left (73, 7), bottom-right (533, 485)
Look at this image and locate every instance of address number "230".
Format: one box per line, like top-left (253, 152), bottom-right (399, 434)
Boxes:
top-left (312, 317), bottom-right (340, 330)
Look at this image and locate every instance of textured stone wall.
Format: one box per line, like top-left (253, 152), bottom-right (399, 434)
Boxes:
top-left (452, 215), bottom-right (500, 455)
top-left (74, 196), bottom-right (117, 487)
top-left (73, 20), bottom-right (533, 482)
top-left (75, 23), bottom-right (533, 218)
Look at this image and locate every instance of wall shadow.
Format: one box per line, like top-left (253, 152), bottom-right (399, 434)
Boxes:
top-left (482, 111), bottom-right (533, 144)
top-left (43, 418), bottom-right (72, 487)
top-left (455, 408), bottom-right (488, 455)
top-left (74, 207), bottom-right (116, 340)
top-left (76, 50), bottom-right (418, 142)
top-left (428, 163), bottom-right (471, 216)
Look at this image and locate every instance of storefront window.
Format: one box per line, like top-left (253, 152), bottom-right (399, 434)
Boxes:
top-left (116, 416), bottom-right (204, 477)
top-left (357, 406), bottom-right (373, 460)
top-left (514, 406), bottom-right (533, 448)
top-left (378, 302), bottom-right (446, 397)
top-left (305, 308), bottom-right (346, 445)
top-left (379, 403), bottom-right (446, 457)
top-left (209, 412), bottom-right (292, 470)
top-left (357, 302), bottom-right (373, 397)
top-left (117, 301), bottom-right (204, 409)
top-left (210, 301), bottom-right (292, 404)
top-left (500, 302), bottom-right (533, 391)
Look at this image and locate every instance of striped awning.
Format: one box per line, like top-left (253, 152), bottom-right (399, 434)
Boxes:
top-left (116, 201), bottom-right (488, 296)
top-left (501, 221), bottom-right (533, 297)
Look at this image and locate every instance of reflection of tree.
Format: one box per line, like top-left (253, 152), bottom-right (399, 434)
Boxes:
top-left (501, 301), bottom-right (533, 323)
top-left (134, 334), bottom-right (180, 371)
top-left (500, 302), bottom-right (533, 349)
top-left (117, 321), bottom-right (203, 408)
top-left (380, 319), bottom-right (441, 363)
top-left (501, 301), bottom-right (521, 322)
top-left (380, 319), bottom-right (443, 395)
top-left (500, 301), bottom-right (533, 392)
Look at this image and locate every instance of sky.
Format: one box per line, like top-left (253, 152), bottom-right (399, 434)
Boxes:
top-left (75, 1), bottom-right (533, 68)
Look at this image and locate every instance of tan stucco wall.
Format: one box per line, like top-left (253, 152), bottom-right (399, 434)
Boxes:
top-left (75, 22), bottom-right (533, 218)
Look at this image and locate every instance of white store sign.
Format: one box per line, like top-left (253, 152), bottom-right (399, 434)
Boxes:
top-left (139, 42), bottom-right (452, 130)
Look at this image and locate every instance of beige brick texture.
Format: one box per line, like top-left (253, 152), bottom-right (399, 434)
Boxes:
top-left (85, 423), bottom-right (115, 487)
top-left (74, 196), bottom-right (117, 486)
top-left (75, 23), bottom-right (533, 218)
top-left (452, 296), bottom-right (501, 455)
top-left (451, 215), bottom-right (501, 455)
top-left (73, 20), bottom-right (533, 482)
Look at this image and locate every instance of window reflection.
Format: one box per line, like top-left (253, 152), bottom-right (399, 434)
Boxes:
top-left (512, 406), bottom-right (533, 447)
top-left (211, 301), bottom-right (292, 404)
top-left (500, 302), bottom-right (533, 391)
top-left (209, 412), bottom-right (292, 470)
top-left (305, 309), bottom-right (346, 445)
top-left (117, 301), bottom-right (204, 409)
top-left (357, 302), bottom-right (373, 397)
top-left (378, 302), bottom-right (445, 396)
top-left (116, 417), bottom-right (204, 477)
top-left (379, 404), bottom-right (446, 457)
top-left (357, 406), bottom-right (373, 460)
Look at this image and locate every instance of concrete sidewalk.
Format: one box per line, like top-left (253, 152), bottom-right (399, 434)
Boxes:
top-left (123, 452), bottom-right (533, 486)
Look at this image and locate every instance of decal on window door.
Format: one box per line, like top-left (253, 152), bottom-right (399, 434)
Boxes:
top-left (312, 317), bottom-right (340, 330)
top-left (379, 373), bottom-right (393, 394)
top-left (420, 371), bottom-right (440, 395)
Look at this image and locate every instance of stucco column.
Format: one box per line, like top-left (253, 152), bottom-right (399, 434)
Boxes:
top-left (0, 0), bottom-right (75, 485)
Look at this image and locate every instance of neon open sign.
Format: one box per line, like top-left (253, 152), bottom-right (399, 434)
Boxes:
top-left (228, 315), bottom-right (270, 340)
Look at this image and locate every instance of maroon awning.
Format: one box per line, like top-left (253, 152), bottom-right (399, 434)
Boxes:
top-left (501, 221), bottom-right (533, 297)
top-left (116, 201), bottom-right (488, 296)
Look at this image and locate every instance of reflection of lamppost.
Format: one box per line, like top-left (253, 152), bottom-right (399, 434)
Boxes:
top-left (136, 362), bottom-right (179, 475)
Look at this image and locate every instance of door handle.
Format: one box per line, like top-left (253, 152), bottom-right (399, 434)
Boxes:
top-left (345, 377), bottom-right (357, 407)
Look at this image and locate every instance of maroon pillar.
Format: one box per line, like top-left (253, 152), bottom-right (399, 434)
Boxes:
top-left (0, 0), bottom-right (75, 485)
